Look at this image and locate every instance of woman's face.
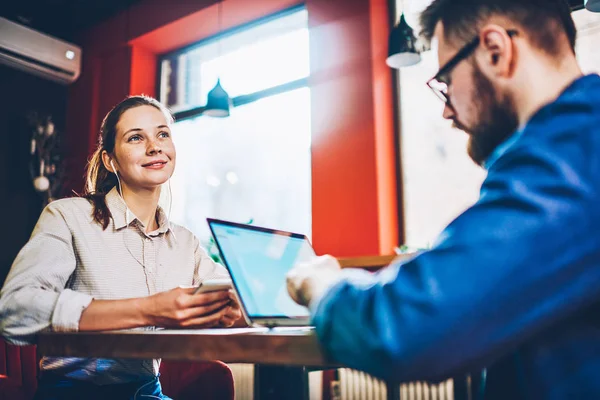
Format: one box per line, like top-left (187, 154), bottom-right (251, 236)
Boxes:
top-left (103, 105), bottom-right (176, 191)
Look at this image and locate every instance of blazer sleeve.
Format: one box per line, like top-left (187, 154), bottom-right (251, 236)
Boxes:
top-left (311, 135), bottom-right (600, 383)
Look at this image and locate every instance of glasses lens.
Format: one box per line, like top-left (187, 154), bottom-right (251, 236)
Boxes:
top-left (428, 78), bottom-right (449, 103)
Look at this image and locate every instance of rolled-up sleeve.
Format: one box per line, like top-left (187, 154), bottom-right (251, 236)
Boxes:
top-left (51, 289), bottom-right (93, 332)
top-left (0, 203), bottom-right (93, 345)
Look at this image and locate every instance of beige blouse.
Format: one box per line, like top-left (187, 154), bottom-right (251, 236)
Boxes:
top-left (0, 187), bottom-right (229, 384)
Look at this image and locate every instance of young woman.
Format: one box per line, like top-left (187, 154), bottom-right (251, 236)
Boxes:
top-left (0, 95), bottom-right (241, 399)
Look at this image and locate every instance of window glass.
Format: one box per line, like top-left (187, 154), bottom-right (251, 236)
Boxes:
top-left (170, 88), bottom-right (312, 242)
top-left (396, 4), bottom-right (599, 248)
top-left (159, 10), bottom-right (309, 113)
top-left (159, 8), bottom-right (312, 246)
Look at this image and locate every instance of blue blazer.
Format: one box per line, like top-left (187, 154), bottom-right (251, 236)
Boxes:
top-left (311, 74), bottom-right (600, 399)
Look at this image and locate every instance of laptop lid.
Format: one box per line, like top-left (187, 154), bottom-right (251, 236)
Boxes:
top-left (207, 218), bottom-right (314, 326)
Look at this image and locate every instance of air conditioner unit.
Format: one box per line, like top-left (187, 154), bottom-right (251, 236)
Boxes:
top-left (0, 17), bottom-right (81, 85)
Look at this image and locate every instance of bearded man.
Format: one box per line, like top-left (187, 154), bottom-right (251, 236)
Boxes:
top-left (287, 1), bottom-right (600, 398)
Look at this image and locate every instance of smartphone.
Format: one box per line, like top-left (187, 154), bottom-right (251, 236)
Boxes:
top-left (193, 278), bottom-right (233, 294)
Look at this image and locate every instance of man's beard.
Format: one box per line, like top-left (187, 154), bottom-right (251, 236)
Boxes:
top-left (457, 64), bottom-right (520, 166)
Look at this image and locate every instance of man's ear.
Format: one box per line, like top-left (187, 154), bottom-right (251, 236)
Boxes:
top-left (476, 24), bottom-right (515, 79)
top-left (101, 150), bottom-right (115, 173)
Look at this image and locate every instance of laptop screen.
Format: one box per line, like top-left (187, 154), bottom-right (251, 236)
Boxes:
top-left (208, 219), bottom-right (314, 319)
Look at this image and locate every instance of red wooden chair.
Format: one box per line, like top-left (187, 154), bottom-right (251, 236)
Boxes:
top-left (160, 360), bottom-right (235, 400)
top-left (0, 341), bottom-right (37, 400)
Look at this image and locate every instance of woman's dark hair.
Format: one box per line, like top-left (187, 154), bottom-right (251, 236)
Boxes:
top-left (84, 95), bottom-right (174, 229)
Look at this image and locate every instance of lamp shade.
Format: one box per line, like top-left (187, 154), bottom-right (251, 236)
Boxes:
top-left (204, 79), bottom-right (231, 117)
top-left (585, 0), bottom-right (600, 12)
top-left (386, 14), bottom-right (421, 69)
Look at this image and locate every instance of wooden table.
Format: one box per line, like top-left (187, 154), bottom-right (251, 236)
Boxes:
top-left (37, 327), bottom-right (343, 400)
top-left (38, 328), bottom-right (329, 366)
top-left (37, 255), bottom-right (471, 400)
top-left (338, 254), bottom-right (402, 270)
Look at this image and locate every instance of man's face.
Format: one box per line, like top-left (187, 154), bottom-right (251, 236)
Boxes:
top-left (435, 24), bottom-right (519, 166)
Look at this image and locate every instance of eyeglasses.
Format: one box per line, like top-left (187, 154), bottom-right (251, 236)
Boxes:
top-left (426, 30), bottom-right (518, 106)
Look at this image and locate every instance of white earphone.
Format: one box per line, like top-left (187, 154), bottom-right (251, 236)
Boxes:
top-left (109, 158), bottom-right (131, 222)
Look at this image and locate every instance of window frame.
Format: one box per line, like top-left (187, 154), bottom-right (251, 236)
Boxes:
top-left (156, 3), bottom-right (309, 122)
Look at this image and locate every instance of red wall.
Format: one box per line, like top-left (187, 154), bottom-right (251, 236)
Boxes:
top-left (64, 0), bottom-right (399, 258)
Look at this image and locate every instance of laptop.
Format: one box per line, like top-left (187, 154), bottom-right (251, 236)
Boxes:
top-left (207, 218), bottom-right (315, 328)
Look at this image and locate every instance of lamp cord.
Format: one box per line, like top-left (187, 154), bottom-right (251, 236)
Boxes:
top-left (218, 1), bottom-right (223, 58)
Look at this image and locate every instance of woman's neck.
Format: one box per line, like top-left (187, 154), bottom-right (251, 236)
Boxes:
top-left (120, 184), bottom-right (161, 233)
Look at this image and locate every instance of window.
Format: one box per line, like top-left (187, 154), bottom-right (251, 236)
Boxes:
top-left (158, 7), bottom-right (312, 245)
top-left (399, 49), bottom-right (487, 248)
top-left (396, 4), bottom-right (600, 248)
top-left (396, 4), bottom-right (486, 248)
top-left (573, 8), bottom-right (600, 74)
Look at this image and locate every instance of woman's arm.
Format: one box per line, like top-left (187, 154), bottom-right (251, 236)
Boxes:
top-left (0, 202), bottom-right (86, 344)
top-left (79, 287), bottom-right (232, 331)
top-left (0, 202), bottom-right (234, 345)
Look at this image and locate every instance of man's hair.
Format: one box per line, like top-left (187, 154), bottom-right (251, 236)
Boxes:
top-left (420, 0), bottom-right (576, 56)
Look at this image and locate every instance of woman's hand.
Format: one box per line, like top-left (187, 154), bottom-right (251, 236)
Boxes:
top-left (219, 292), bottom-right (243, 327)
top-left (145, 287), bottom-right (232, 328)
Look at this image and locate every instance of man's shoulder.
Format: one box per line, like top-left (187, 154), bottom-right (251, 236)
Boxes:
top-left (488, 76), bottom-right (600, 168)
top-left (538, 74), bottom-right (600, 130)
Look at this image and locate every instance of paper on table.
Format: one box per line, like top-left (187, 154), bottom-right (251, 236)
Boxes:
top-left (197, 327), bottom-right (271, 335)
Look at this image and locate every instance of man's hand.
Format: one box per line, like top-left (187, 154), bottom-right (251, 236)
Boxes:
top-left (286, 255), bottom-right (343, 307)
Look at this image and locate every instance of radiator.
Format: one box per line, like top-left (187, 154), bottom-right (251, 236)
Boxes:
top-left (337, 369), bottom-right (454, 400)
top-left (228, 364), bottom-right (323, 400)
top-left (337, 369), bottom-right (386, 400)
top-left (229, 363), bottom-right (254, 400)
top-left (228, 364), bottom-right (453, 400)
top-left (399, 380), bottom-right (454, 400)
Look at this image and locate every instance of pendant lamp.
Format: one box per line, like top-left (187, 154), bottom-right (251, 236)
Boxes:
top-left (204, 78), bottom-right (231, 117)
top-left (386, 13), bottom-right (421, 69)
top-left (204, 0), bottom-right (231, 117)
